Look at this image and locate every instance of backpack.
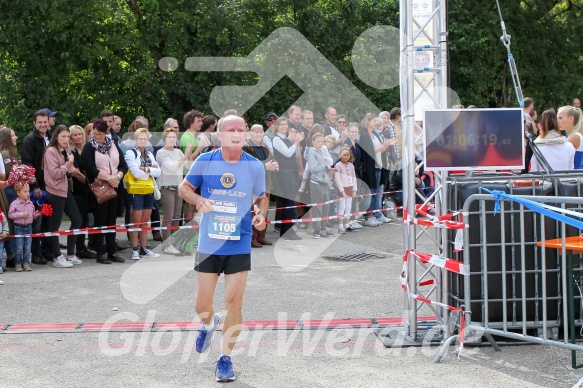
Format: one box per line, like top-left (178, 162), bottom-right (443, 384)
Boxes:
top-left (201, 145), bottom-right (220, 154)
top-left (419, 170), bottom-right (436, 198)
top-left (383, 198), bottom-right (398, 221)
top-left (419, 171), bottom-right (435, 190)
top-left (172, 223), bottom-right (199, 255)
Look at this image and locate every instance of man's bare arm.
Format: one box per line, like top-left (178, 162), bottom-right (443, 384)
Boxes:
top-left (178, 178), bottom-right (214, 213)
top-left (252, 194), bottom-right (269, 231)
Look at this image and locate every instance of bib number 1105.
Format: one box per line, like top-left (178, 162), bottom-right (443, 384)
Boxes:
top-left (208, 214), bottom-right (241, 240)
top-left (212, 222), bottom-right (237, 233)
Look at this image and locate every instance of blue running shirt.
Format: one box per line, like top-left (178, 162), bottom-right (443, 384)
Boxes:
top-left (186, 149), bottom-right (265, 255)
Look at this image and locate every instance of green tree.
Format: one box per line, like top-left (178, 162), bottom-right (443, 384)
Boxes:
top-left (0, 0), bottom-right (401, 137)
top-left (10, 0), bottom-right (583, 138)
top-left (448, 0), bottom-right (583, 110)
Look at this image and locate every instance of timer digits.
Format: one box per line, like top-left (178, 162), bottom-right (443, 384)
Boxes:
top-left (435, 134), bottom-right (511, 147)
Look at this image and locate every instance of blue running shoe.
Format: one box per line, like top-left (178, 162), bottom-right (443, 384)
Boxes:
top-left (195, 313), bottom-right (219, 353)
top-left (216, 355), bottom-right (235, 382)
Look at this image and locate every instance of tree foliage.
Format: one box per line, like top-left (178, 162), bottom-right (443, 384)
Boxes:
top-left (0, 0), bottom-right (581, 138)
top-left (448, 0), bottom-right (583, 110)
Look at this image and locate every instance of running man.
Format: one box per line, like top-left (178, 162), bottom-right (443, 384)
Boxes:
top-left (178, 115), bottom-right (268, 382)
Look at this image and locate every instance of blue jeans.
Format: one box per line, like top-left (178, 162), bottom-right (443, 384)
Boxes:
top-left (366, 169), bottom-right (383, 219)
top-left (14, 224), bottom-right (32, 265)
top-left (392, 182), bottom-right (427, 206)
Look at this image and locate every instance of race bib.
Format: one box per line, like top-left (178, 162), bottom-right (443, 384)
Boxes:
top-left (207, 201), bottom-right (241, 240)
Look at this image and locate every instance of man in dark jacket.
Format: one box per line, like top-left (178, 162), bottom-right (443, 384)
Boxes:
top-left (101, 109), bottom-right (122, 147)
top-left (21, 109), bottom-right (52, 264)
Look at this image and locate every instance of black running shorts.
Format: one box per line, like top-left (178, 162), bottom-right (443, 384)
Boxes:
top-left (194, 252), bottom-right (251, 275)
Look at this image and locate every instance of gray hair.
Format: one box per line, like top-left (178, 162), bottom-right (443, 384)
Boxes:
top-left (163, 118), bottom-right (177, 129)
top-left (136, 115), bottom-right (149, 127)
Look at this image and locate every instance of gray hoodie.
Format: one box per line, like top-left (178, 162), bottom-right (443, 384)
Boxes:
top-left (307, 147), bottom-right (329, 185)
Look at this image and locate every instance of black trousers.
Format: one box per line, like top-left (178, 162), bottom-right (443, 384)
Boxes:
top-left (275, 170), bottom-right (298, 237)
top-left (46, 191), bottom-right (82, 257)
top-left (31, 202), bottom-right (52, 259)
top-left (93, 192), bottom-right (120, 256)
top-left (72, 190), bottom-right (89, 253)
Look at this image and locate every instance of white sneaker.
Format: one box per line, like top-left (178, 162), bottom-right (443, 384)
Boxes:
top-left (345, 224), bottom-right (357, 232)
top-left (378, 216), bottom-right (392, 224)
top-left (363, 219), bottom-right (378, 227)
top-left (53, 255), bottom-right (73, 268)
top-left (141, 248), bottom-right (160, 258)
top-left (338, 226), bottom-right (346, 234)
top-left (0, 280), bottom-right (3, 285)
top-left (163, 245), bottom-right (181, 255)
top-left (131, 250), bottom-right (140, 260)
top-left (349, 221), bottom-right (362, 229)
top-left (66, 256), bottom-right (83, 265)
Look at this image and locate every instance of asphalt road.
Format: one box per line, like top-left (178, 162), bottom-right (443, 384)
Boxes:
top-left (0, 218), bottom-right (581, 387)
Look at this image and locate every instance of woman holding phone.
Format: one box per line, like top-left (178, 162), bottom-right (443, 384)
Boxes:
top-left (43, 124), bottom-right (83, 268)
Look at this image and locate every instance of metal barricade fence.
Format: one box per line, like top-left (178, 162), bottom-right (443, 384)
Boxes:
top-left (434, 191), bottom-right (583, 365)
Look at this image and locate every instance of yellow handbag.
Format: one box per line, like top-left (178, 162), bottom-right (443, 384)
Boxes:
top-left (124, 171), bottom-right (155, 194)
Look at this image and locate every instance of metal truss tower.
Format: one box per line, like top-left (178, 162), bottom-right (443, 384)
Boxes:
top-left (391, 0), bottom-right (451, 345)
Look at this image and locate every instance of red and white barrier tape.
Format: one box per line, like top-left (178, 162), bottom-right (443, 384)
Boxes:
top-left (401, 250), bottom-right (469, 356)
top-left (406, 249), bottom-right (469, 276)
top-left (7, 205), bottom-right (404, 238)
top-left (8, 223), bottom-right (201, 239)
top-left (271, 189), bottom-right (400, 211)
top-left (403, 206), bottom-right (467, 252)
top-left (268, 206), bottom-right (401, 225)
top-left (405, 205), bottom-right (467, 230)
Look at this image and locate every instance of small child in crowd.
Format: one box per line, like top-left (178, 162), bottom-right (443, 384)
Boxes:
top-left (8, 184), bottom-right (38, 272)
top-left (324, 135), bottom-right (339, 162)
top-left (308, 133), bottom-right (336, 239)
top-left (334, 147), bottom-right (358, 233)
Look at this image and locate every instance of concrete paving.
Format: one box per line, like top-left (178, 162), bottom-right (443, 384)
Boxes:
top-left (0, 218), bottom-right (582, 387)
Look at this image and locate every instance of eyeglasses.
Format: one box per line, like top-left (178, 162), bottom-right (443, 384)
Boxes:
top-left (267, 117), bottom-right (277, 122)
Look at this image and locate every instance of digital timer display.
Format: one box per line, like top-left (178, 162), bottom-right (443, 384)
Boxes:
top-left (424, 108), bottom-right (524, 171)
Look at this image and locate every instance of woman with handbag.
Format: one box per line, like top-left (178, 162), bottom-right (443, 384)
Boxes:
top-left (43, 125), bottom-right (84, 268)
top-left (124, 127), bottom-right (161, 260)
top-left (81, 119), bottom-right (128, 264)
